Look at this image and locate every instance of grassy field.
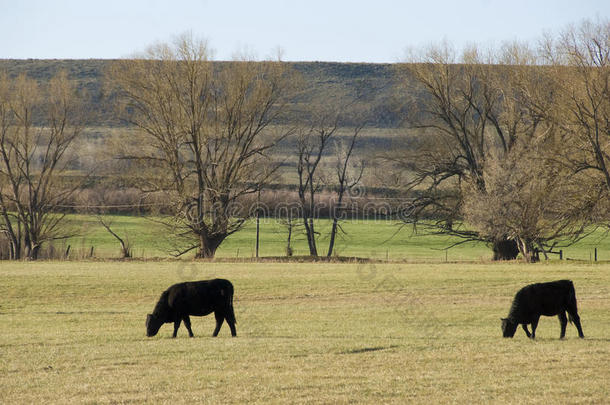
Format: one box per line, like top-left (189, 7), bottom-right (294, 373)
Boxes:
top-left (1, 261), bottom-right (609, 403)
top-left (52, 214), bottom-right (610, 262)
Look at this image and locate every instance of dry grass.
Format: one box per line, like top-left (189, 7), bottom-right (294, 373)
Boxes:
top-left (1, 261), bottom-right (609, 404)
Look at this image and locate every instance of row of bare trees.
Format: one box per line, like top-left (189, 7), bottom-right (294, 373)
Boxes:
top-left (384, 18), bottom-right (609, 262)
top-left (0, 34), bottom-right (367, 260)
top-left (1, 19), bottom-right (608, 261)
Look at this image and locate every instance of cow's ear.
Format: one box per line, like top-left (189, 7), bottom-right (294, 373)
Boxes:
top-left (500, 318), bottom-right (507, 321)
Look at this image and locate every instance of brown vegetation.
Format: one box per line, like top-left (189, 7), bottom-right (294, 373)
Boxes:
top-left (0, 70), bottom-right (87, 259)
top-left (1, 19), bottom-right (608, 262)
top-left (107, 34), bottom-right (299, 258)
top-left (385, 18), bottom-right (608, 261)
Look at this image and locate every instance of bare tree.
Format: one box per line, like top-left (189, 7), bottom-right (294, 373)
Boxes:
top-left (97, 216), bottom-right (132, 258)
top-left (388, 39), bottom-right (595, 260)
top-left (391, 40), bottom-right (594, 260)
top-left (295, 108), bottom-right (338, 256)
top-left (462, 133), bottom-right (597, 262)
top-left (0, 71), bottom-right (85, 260)
top-left (541, 18), bottom-right (610, 194)
top-left (108, 34), bottom-right (298, 258)
top-left (327, 123), bottom-right (365, 257)
top-left (278, 208), bottom-right (302, 256)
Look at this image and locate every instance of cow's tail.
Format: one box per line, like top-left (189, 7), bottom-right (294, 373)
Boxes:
top-left (567, 312), bottom-right (575, 324)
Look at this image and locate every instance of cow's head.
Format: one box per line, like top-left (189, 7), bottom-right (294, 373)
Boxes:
top-left (146, 314), bottom-right (162, 337)
top-left (501, 318), bottom-right (517, 338)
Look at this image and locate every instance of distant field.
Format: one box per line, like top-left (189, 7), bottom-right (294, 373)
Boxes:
top-left (1, 261), bottom-right (608, 403)
top-left (53, 214), bottom-right (610, 262)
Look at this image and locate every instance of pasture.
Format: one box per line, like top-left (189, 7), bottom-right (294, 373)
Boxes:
top-left (54, 214), bottom-right (491, 260)
top-left (1, 261), bottom-right (609, 403)
top-left (49, 214), bottom-right (610, 261)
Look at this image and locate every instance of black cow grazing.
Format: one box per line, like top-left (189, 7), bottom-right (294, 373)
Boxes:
top-left (501, 280), bottom-right (584, 339)
top-left (146, 279), bottom-right (236, 338)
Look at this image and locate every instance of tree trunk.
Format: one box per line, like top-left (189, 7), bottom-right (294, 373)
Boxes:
top-left (492, 239), bottom-right (519, 261)
top-left (303, 216), bottom-right (318, 256)
top-left (23, 233), bottom-right (40, 260)
top-left (327, 217), bottom-right (338, 257)
top-left (5, 233), bottom-right (20, 260)
top-left (286, 219), bottom-right (293, 256)
top-left (327, 195), bottom-right (344, 258)
top-left (1, 210), bottom-right (21, 259)
top-left (516, 237), bottom-right (539, 263)
top-left (195, 234), bottom-right (226, 259)
top-left (24, 242), bottom-right (40, 260)
top-left (30, 244), bottom-right (40, 260)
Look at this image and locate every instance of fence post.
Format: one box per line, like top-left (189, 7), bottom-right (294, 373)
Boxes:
top-left (595, 247), bottom-right (597, 262)
top-left (255, 213), bottom-right (260, 258)
top-left (559, 250), bottom-right (563, 260)
top-left (255, 190), bottom-right (260, 259)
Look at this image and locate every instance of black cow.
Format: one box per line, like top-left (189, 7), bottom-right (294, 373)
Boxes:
top-left (146, 279), bottom-right (236, 338)
top-left (501, 279), bottom-right (584, 339)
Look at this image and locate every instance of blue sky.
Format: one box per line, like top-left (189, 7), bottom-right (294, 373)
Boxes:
top-left (0, 0), bottom-right (608, 62)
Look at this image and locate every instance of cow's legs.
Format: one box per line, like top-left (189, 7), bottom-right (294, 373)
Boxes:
top-left (567, 309), bottom-right (585, 338)
top-left (183, 315), bottom-right (194, 337)
top-left (172, 318), bottom-right (181, 338)
top-left (212, 311), bottom-right (224, 337)
top-left (227, 315), bottom-right (237, 337)
top-left (558, 312), bottom-right (568, 339)
top-left (530, 316), bottom-right (540, 339)
top-left (521, 324), bottom-right (531, 338)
